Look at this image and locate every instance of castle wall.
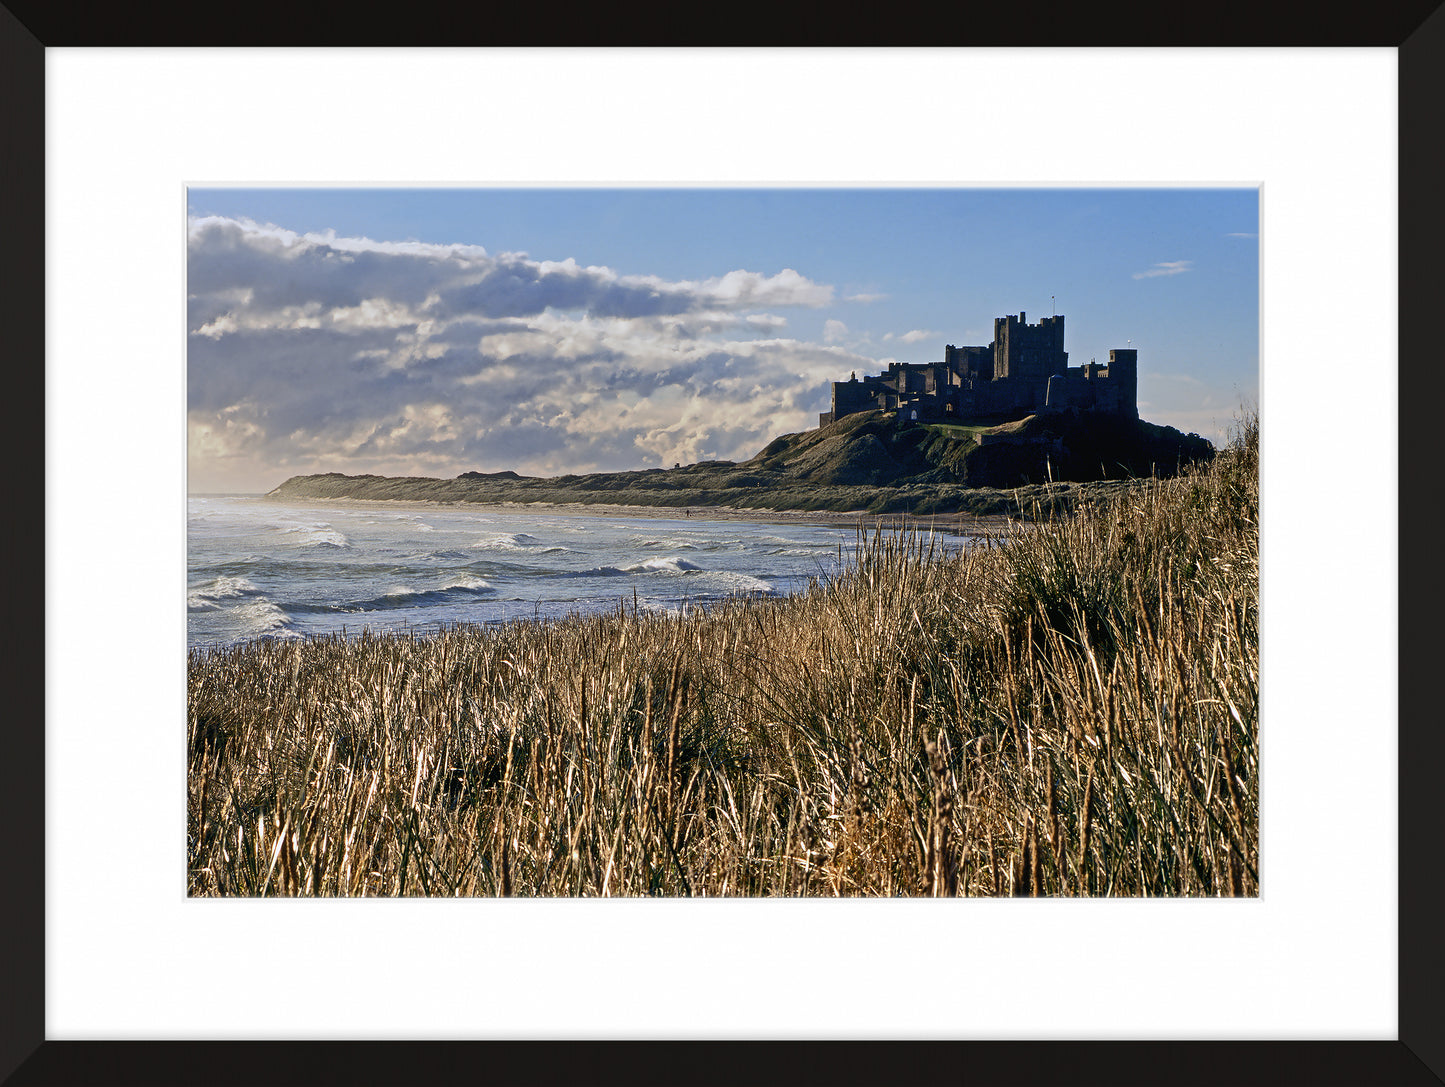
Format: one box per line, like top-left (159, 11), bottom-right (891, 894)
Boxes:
top-left (1040, 352), bottom-right (1139, 418)
top-left (945, 344), bottom-right (992, 381)
top-left (831, 377), bottom-right (877, 419)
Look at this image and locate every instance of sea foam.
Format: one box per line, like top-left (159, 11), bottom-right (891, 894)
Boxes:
top-left (188, 576), bottom-right (262, 611)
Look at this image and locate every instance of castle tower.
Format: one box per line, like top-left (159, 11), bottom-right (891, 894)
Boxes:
top-left (994, 312), bottom-right (1068, 382)
top-left (1108, 348), bottom-right (1138, 418)
top-left (1045, 373), bottom-right (1064, 411)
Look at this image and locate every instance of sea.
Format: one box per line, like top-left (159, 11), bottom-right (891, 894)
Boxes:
top-left (187, 496), bottom-right (978, 651)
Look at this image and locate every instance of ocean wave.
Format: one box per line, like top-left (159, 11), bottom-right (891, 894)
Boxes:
top-left (393, 554), bottom-right (540, 578)
top-left (637, 538), bottom-right (700, 551)
top-left (273, 519), bottom-right (352, 548)
top-left (631, 557), bottom-right (703, 574)
top-left (188, 578), bottom-right (306, 637)
top-left (748, 534), bottom-right (822, 549)
top-left (370, 518), bottom-right (434, 533)
top-left (470, 533), bottom-right (571, 554)
top-left (569, 556), bottom-right (705, 578)
top-left (203, 555), bottom-right (269, 571)
top-left (710, 571), bottom-right (774, 594)
top-left (441, 574), bottom-right (494, 592)
top-left (472, 533), bottom-right (538, 549)
top-left (349, 577), bottom-right (497, 612)
top-left (188, 576), bottom-right (263, 611)
top-left (233, 597), bottom-right (302, 638)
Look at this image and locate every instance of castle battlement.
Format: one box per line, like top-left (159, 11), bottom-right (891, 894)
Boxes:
top-left (818, 312), bottom-right (1138, 428)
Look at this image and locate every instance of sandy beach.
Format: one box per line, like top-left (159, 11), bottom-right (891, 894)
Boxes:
top-left (256, 492), bottom-right (1019, 538)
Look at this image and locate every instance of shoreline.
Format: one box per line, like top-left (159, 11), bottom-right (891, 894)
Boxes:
top-left (241, 493), bottom-right (1021, 538)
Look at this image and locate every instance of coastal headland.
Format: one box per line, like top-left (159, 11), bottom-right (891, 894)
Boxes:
top-left (267, 409), bottom-right (1215, 520)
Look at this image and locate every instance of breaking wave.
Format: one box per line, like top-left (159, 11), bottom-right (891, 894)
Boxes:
top-left (188, 576), bottom-right (263, 611)
top-left (571, 556), bottom-right (705, 578)
top-left (234, 598), bottom-right (303, 638)
top-left (273, 520), bottom-right (352, 548)
top-left (346, 576), bottom-right (497, 612)
top-left (470, 533), bottom-right (571, 554)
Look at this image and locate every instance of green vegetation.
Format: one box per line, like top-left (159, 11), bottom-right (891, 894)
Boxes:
top-left (921, 422), bottom-right (991, 439)
top-left (266, 410), bottom-right (1216, 515)
top-left (192, 412), bottom-right (1257, 897)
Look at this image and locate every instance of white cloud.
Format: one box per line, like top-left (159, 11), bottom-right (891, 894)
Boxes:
top-left (692, 267), bottom-right (832, 308)
top-left (899, 329), bottom-right (935, 344)
top-left (187, 215), bottom-right (866, 488)
top-left (745, 313), bottom-right (788, 330)
top-left (823, 319), bottom-right (848, 343)
top-left (1132, 260), bottom-right (1194, 280)
top-left (189, 215), bottom-right (832, 326)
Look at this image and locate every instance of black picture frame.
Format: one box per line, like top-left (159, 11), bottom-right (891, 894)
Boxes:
top-left (4, 13), bottom-right (1440, 1086)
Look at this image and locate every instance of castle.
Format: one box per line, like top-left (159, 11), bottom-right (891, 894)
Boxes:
top-left (818, 311), bottom-right (1138, 427)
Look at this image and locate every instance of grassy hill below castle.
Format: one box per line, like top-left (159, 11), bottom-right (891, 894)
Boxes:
top-left (266, 411), bottom-right (1216, 517)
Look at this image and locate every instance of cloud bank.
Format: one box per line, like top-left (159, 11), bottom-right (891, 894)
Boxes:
top-left (188, 217), bottom-right (872, 491)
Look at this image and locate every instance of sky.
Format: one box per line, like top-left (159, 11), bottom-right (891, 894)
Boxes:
top-left (186, 187), bottom-right (1258, 494)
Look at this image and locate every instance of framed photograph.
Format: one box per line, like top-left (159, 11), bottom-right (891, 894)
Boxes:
top-left (8, 25), bottom-right (1437, 1087)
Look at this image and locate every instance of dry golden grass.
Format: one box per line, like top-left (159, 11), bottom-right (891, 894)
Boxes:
top-left (188, 412), bottom-right (1258, 897)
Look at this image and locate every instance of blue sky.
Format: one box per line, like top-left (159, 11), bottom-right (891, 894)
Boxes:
top-left (187, 187), bottom-right (1257, 493)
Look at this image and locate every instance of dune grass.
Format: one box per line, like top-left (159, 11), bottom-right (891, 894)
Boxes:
top-left (188, 412), bottom-right (1258, 897)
